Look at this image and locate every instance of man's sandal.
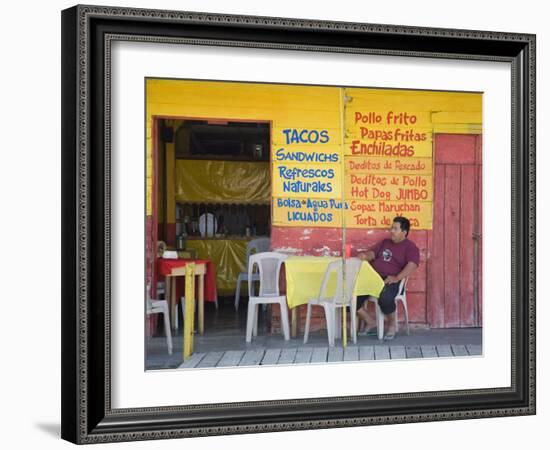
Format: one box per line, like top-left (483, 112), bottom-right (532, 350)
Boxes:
top-left (358, 327), bottom-right (378, 336)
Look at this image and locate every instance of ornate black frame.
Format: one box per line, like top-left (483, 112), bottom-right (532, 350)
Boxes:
top-left (61, 4), bottom-right (536, 444)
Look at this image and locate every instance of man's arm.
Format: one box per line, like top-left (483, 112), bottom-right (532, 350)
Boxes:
top-left (384, 261), bottom-right (418, 284)
top-left (358, 241), bottom-right (381, 262)
top-left (357, 250), bottom-right (375, 262)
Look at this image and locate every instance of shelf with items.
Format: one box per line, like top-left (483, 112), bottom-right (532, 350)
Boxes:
top-left (174, 202), bottom-right (272, 295)
top-left (175, 202), bottom-right (271, 241)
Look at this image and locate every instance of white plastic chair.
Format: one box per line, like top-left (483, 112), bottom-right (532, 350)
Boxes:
top-left (234, 237), bottom-right (271, 311)
top-left (245, 252), bottom-right (289, 343)
top-left (367, 277), bottom-right (410, 340)
top-left (303, 258), bottom-right (363, 346)
top-left (145, 283), bottom-right (173, 354)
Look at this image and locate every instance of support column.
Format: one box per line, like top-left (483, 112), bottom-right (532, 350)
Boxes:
top-left (165, 139), bottom-right (176, 247)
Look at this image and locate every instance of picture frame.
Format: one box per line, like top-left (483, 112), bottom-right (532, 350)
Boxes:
top-left (61, 4), bottom-right (536, 444)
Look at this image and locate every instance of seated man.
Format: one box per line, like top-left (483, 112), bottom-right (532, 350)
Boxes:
top-left (356, 216), bottom-right (420, 339)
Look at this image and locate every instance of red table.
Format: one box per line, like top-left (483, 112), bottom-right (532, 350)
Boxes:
top-left (157, 258), bottom-right (217, 334)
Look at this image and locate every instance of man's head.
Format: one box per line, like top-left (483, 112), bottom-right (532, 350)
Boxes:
top-left (390, 216), bottom-right (411, 242)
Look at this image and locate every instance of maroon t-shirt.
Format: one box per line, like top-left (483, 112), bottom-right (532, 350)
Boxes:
top-left (369, 238), bottom-right (420, 278)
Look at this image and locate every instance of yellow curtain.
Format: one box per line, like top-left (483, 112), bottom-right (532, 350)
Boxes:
top-left (185, 239), bottom-right (248, 296)
top-left (175, 160), bottom-right (270, 204)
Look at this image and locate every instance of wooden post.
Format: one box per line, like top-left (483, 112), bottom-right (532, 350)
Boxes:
top-left (165, 140), bottom-right (176, 247)
top-left (342, 305), bottom-right (347, 348)
top-left (198, 272), bottom-right (205, 335)
top-left (169, 276), bottom-right (176, 330)
top-left (291, 308), bottom-right (298, 338)
top-left (183, 263), bottom-right (196, 361)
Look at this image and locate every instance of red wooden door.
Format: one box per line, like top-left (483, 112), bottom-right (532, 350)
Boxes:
top-left (429, 134), bottom-right (482, 328)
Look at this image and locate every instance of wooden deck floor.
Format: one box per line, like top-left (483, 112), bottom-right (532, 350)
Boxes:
top-left (178, 344), bottom-right (482, 369)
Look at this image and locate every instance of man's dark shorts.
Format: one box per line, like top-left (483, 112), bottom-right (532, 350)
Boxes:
top-left (356, 281), bottom-right (401, 314)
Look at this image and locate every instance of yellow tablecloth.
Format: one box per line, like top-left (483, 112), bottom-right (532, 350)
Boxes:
top-left (284, 256), bottom-right (384, 308)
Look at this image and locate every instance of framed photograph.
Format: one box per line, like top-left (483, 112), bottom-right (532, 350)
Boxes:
top-left (61, 4), bottom-right (536, 444)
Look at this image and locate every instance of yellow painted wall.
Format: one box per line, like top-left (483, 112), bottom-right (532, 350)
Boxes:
top-left (147, 79), bottom-right (342, 215)
top-left (146, 79), bottom-right (481, 231)
top-left (340, 88), bottom-right (480, 229)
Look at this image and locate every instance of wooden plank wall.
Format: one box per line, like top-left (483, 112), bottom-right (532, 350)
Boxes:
top-left (429, 134), bottom-right (482, 328)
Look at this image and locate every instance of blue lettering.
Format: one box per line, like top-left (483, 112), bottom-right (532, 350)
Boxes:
top-left (282, 129), bottom-right (292, 144)
top-left (286, 211), bottom-right (334, 222)
top-left (277, 166), bottom-right (335, 180)
top-left (274, 149), bottom-right (339, 163)
top-left (281, 129), bottom-right (330, 144)
top-left (308, 130), bottom-right (319, 143)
